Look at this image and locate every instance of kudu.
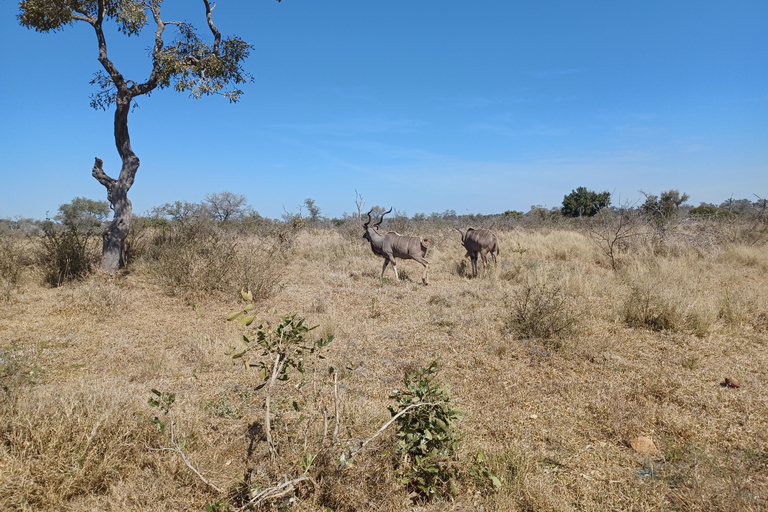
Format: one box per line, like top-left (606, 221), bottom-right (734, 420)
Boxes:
top-left (363, 208), bottom-right (430, 285)
top-left (456, 227), bottom-right (499, 276)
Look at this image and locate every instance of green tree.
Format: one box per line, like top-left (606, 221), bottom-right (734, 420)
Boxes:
top-left (55, 197), bottom-right (110, 230)
top-left (640, 189), bottom-right (690, 220)
top-left (18, 0), bottom-right (259, 273)
top-left (561, 187), bottom-right (611, 217)
top-left (303, 198), bottom-right (321, 222)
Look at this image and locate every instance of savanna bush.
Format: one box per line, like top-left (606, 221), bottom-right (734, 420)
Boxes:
top-left (505, 270), bottom-right (578, 344)
top-left (0, 233), bottom-right (27, 299)
top-left (141, 219), bottom-right (282, 300)
top-left (38, 220), bottom-right (102, 286)
top-left (389, 361), bottom-right (462, 500)
top-left (36, 198), bottom-right (108, 286)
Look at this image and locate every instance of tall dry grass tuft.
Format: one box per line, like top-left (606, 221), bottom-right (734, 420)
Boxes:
top-left (620, 259), bottom-right (717, 336)
top-left (0, 381), bottom-right (179, 510)
top-left (0, 234), bottom-right (29, 300)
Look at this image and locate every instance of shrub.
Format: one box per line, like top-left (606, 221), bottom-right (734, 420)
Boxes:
top-left (561, 187), bottom-right (611, 217)
top-left (142, 220), bottom-right (282, 300)
top-left (388, 361), bottom-right (462, 500)
top-left (38, 221), bottom-right (101, 286)
top-left (0, 234), bottom-right (27, 299)
top-left (37, 198), bottom-right (108, 286)
top-left (506, 273), bottom-right (578, 343)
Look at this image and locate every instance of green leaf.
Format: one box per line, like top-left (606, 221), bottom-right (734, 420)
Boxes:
top-left (227, 310), bottom-right (243, 321)
top-left (490, 475), bottom-right (502, 489)
top-left (240, 289), bottom-right (252, 301)
top-left (231, 349), bottom-right (247, 359)
top-left (238, 315), bottom-right (254, 326)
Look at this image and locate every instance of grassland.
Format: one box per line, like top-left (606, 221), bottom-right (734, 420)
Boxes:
top-left (1, 218), bottom-right (767, 511)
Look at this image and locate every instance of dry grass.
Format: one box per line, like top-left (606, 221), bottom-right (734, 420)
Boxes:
top-left (1, 224), bottom-right (767, 511)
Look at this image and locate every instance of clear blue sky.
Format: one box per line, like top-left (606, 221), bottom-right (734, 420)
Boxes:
top-left (1, 1), bottom-right (766, 220)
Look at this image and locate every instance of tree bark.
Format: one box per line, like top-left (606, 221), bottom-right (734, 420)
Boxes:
top-left (92, 90), bottom-right (139, 273)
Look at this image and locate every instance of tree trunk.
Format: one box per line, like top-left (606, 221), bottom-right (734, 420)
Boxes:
top-left (92, 91), bottom-right (139, 273)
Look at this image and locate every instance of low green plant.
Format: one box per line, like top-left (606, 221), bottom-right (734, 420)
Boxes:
top-left (148, 388), bottom-right (176, 433)
top-left (229, 294), bottom-right (334, 456)
top-left (388, 360), bottom-right (462, 500)
top-left (469, 448), bottom-right (503, 491)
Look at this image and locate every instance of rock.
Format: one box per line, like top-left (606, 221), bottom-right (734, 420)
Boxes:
top-left (630, 436), bottom-right (658, 455)
top-left (721, 377), bottom-right (741, 388)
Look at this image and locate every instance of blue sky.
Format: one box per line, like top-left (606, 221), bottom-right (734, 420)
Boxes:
top-left (1, 1), bottom-right (766, 220)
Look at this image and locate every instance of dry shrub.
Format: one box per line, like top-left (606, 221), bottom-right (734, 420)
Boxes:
top-left (142, 223), bottom-right (282, 301)
top-left (38, 221), bottom-right (102, 286)
top-left (0, 234), bottom-right (28, 300)
top-left (505, 268), bottom-right (579, 344)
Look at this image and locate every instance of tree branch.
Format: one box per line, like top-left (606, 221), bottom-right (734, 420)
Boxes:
top-left (241, 476), bottom-right (315, 510)
top-left (91, 157), bottom-right (116, 203)
top-left (146, 417), bottom-right (223, 494)
top-left (203, 0), bottom-right (222, 55)
top-left (347, 402), bottom-right (440, 459)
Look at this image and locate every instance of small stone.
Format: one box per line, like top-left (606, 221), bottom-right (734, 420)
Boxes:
top-left (721, 377), bottom-right (741, 388)
top-left (630, 436), bottom-right (658, 455)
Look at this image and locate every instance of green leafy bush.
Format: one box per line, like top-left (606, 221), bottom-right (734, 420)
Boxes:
top-left (561, 187), bottom-right (611, 217)
top-left (229, 303), bottom-right (334, 455)
top-left (388, 361), bottom-right (462, 499)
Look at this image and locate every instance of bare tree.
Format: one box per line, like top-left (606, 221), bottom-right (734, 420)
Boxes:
top-left (204, 191), bottom-right (249, 222)
top-left (583, 203), bottom-right (641, 270)
top-left (18, 1), bottom-right (257, 272)
top-left (355, 190), bottom-right (365, 221)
